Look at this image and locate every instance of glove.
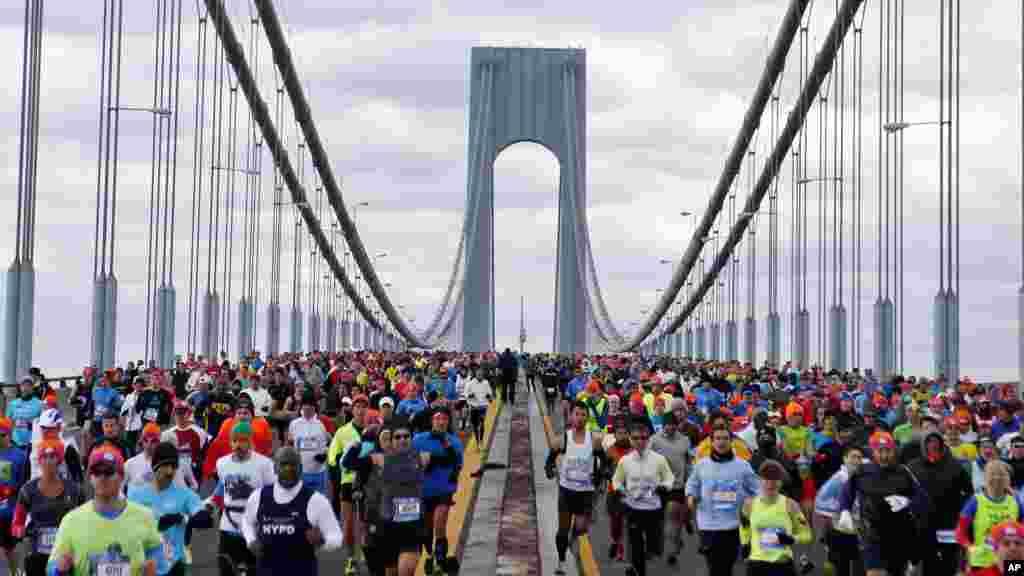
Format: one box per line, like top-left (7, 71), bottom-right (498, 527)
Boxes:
top-left (777, 532), bottom-right (796, 547)
top-left (314, 453), bottom-right (327, 464)
top-left (836, 510), bottom-right (854, 533)
top-left (158, 513), bottom-right (185, 531)
top-left (545, 462), bottom-right (557, 480)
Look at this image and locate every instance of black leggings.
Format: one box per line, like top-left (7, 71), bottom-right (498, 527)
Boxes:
top-left (470, 406), bottom-right (487, 443)
top-left (826, 530), bottom-right (864, 576)
top-left (219, 530), bottom-right (256, 576)
top-left (747, 560), bottom-right (797, 576)
top-left (700, 529), bottom-right (740, 576)
top-left (24, 553), bottom-right (48, 576)
top-left (626, 508), bottom-right (664, 576)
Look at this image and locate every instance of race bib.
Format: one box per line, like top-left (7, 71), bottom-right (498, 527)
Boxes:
top-left (711, 490), bottom-right (738, 510)
top-left (35, 527), bottom-right (56, 554)
top-left (162, 534), bottom-right (175, 563)
top-left (935, 529), bottom-right (956, 544)
top-left (96, 405), bottom-right (108, 417)
top-left (15, 419), bottom-right (30, 430)
top-left (96, 561), bottom-right (130, 576)
top-left (758, 527), bottom-right (784, 549)
top-left (392, 497), bottom-right (421, 523)
top-left (565, 457), bottom-right (590, 481)
top-left (144, 408), bottom-right (159, 422)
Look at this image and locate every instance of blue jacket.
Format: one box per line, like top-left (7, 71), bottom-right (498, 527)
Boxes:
top-left (412, 431), bottom-right (464, 498)
top-left (397, 398), bottom-right (427, 418)
top-left (686, 455), bottom-right (760, 531)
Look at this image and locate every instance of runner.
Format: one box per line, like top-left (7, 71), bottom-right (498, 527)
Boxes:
top-left (327, 393), bottom-right (369, 575)
top-left (956, 460), bottom-right (1024, 575)
top-left (287, 390), bottom-right (331, 496)
top-left (837, 431), bottom-right (929, 576)
top-left (611, 417), bottom-right (675, 576)
top-left (12, 438), bottom-right (86, 576)
top-left (975, 520), bottom-right (1024, 575)
top-left (544, 400), bottom-right (608, 574)
top-left (907, 427), bottom-right (973, 576)
top-left (7, 376), bottom-right (42, 452)
top-left (364, 418), bottom-right (430, 576)
top-left (686, 421), bottom-right (761, 576)
top-left (412, 407), bottom-right (463, 576)
top-left (601, 415), bottom-right (633, 562)
top-left (161, 400), bottom-right (210, 491)
top-left (127, 442), bottom-right (214, 576)
top-left (46, 444), bottom-right (163, 576)
top-left (649, 411), bottom-right (692, 565)
top-left (126, 423), bottom-right (195, 492)
top-left (31, 409), bottom-right (83, 482)
top-left (211, 421), bottom-right (277, 576)
top-left (739, 459), bottom-right (813, 576)
top-left (463, 369), bottom-right (493, 448)
top-left (242, 446), bottom-right (342, 576)
top-left (0, 417), bottom-right (27, 574)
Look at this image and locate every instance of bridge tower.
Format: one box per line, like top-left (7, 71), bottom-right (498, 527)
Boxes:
top-left (460, 47), bottom-right (588, 354)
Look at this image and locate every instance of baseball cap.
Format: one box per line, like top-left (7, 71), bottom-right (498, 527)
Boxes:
top-left (173, 399), bottom-right (190, 413)
top-left (88, 445), bottom-right (125, 475)
top-left (379, 397), bottom-right (395, 408)
top-left (352, 394), bottom-right (369, 407)
top-left (0, 418), bottom-right (12, 434)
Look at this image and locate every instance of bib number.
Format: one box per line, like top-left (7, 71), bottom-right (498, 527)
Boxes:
top-left (758, 527), bottom-right (784, 549)
top-left (144, 408), bottom-right (159, 422)
top-left (162, 534), bottom-right (175, 563)
top-left (96, 561), bottom-right (130, 576)
top-left (35, 527), bottom-right (56, 554)
top-left (15, 419), bottom-right (30, 430)
top-left (936, 529), bottom-right (956, 544)
top-left (711, 490), bottom-right (737, 510)
top-left (392, 497), bottom-right (421, 523)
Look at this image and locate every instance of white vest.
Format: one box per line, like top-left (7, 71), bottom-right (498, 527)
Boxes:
top-left (558, 429), bottom-right (594, 492)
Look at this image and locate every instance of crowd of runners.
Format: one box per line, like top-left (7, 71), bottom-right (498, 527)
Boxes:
top-left (2, 350), bottom-right (1024, 576)
top-left (0, 349), bottom-right (525, 576)
top-left (534, 355), bottom-right (1024, 576)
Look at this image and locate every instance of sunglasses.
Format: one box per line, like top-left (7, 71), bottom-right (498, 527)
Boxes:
top-left (393, 433), bottom-right (411, 440)
top-left (90, 467), bottom-right (118, 478)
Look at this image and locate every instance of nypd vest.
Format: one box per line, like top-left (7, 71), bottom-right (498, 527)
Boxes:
top-left (256, 485), bottom-right (317, 576)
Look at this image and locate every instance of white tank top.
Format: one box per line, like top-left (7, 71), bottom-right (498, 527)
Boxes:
top-left (559, 429), bottom-right (594, 492)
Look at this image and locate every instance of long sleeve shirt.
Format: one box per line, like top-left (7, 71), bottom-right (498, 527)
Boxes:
top-left (242, 482), bottom-right (342, 551)
top-left (686, 456), bottom-right (761, 531)
top-left (612, 449), bottom-right (674, 511)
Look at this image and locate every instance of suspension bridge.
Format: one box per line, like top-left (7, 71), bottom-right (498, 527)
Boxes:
top-left (1, 0), bottom-right (1018, 387)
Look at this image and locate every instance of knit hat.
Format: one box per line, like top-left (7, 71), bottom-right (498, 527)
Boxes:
top-left (152, 441), bottom-right (180, 471)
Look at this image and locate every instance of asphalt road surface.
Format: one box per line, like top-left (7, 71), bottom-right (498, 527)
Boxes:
top-left (541, 399), bottom-right (829, 576)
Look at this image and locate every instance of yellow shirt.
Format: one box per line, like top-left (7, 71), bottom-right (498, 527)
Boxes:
top-left (950, 443), bottom-right (977, 462)
top-left (696, 437), bottom-right (752, 461)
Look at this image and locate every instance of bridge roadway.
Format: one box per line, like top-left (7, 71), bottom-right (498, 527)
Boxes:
top-left (536, 389), bottom-right (829, 576)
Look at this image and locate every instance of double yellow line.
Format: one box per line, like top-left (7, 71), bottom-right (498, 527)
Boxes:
top-left (533, 389), bottom-right (601, 576)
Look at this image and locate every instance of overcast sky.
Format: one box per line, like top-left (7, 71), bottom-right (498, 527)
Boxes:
top-left (0, 0), bottom-right (1021, 381)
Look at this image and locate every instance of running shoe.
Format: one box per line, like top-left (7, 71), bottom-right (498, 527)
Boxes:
top-left (608, 541), bottom-right (617, 559)
top-left (554, 559), bottom-right (566, 575)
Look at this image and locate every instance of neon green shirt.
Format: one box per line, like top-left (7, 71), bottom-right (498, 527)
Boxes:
top-left (327, 422), bottom-right (363, 485)
top-left (49, 500), bottom-right (162, 576)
